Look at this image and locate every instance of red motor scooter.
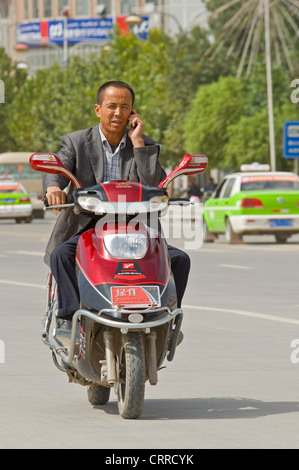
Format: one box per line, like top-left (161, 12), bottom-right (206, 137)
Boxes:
top-left (29, 152), bottom-right (208, 419)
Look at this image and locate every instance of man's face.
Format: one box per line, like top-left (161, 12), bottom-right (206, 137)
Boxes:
top-left (94, 86), bottom-right (133, 141)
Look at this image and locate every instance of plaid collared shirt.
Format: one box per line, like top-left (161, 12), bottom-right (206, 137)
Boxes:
top-left (99, 126), bottom-right (126, 182)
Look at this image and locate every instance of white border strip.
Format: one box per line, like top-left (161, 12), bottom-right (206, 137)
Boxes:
top-left (0, 279), bottom-right (45, 289)
top-left (183, 304), bottom-right (299, 325)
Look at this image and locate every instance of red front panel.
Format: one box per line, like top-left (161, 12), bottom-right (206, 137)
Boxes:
top-left (100, 181), bottom-right (142, 202)
top-left (76, 225), bottom-right (170, 288)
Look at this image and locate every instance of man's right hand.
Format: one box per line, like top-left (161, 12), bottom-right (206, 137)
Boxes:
top-left (46, 186), bottom-right (67, 208)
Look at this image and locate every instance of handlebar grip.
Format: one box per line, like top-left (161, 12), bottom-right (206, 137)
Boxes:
top-left (43, 193), bottom-right (73, 207)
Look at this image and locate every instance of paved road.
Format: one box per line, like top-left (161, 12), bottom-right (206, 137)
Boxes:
top-left (1, 213), bottom-right (299, 449)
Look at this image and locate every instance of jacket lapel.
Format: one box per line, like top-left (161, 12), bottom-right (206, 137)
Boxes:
top-left (85, 126), bottom-right (104, 183)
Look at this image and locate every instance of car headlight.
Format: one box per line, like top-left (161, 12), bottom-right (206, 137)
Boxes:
top-left (78, 196), bottom-right (105, 213)
top-left (104, 233), bottom-right (148, 259)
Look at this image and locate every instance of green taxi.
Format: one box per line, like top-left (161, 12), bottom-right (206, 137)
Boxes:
top-left (203, 165), bottom-right (299, 244)
top-left (0, 180), bottom-right (32, 223)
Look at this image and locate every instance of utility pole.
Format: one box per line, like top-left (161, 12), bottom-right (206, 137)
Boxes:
top-left (264, 0), bottom-right (276, 171)
top-left (62, 6), bottom-right (69, 66)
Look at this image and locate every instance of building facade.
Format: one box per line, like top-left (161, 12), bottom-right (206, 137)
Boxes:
top-left (0, 0), bottom-right (206, 71)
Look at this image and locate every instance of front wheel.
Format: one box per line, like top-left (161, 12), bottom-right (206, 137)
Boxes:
top-left (117, 332), bottom-right (145, 419)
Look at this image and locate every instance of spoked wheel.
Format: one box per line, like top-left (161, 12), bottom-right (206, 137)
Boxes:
top-left (87, 385), bottom-right (110, 405)
top-left (117, 331), bottom-right (145, 419)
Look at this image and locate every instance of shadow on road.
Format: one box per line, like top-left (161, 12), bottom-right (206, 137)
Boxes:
top-left (94, 396), bottom-right (299, 420)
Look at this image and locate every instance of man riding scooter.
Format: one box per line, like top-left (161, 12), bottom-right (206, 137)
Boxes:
top-left (43, 81), bottom-right (190, 338)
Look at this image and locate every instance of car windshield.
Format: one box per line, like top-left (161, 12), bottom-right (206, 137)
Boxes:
top-left (241, 175), bottom-right (299, 191)
top-left (0, 185), bottom-right (24, 193)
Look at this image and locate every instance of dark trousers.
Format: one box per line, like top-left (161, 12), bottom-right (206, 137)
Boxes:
top-left (50, 234), bottom-right (190, 320)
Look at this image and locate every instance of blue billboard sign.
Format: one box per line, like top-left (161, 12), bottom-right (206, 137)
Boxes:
top-left (17, 17), bottom-right (149, 47)
top-left (49, 18), bottom-right (113, 44)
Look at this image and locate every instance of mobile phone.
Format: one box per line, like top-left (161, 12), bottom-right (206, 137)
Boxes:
top-left (129, 109), bottom-right (137, 127)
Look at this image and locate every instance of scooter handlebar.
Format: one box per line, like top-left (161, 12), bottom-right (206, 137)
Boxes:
top-left (43, 194), bottom-right (74, 211)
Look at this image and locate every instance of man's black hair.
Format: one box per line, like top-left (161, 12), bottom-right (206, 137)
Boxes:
top-left (96, 81), bottom-right (135, 105)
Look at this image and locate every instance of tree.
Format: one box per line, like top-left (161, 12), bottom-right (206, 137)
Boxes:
top-left (183, 76), bottom-right (249, 168)
top-left (6, 26), bottom-right (235, 167)
top-left (224, 101), bottom-right (299, 171)
top-left (0, 47), bottom-right (27, 152)
top-left (7, 57), bottom-right (97, 152)
top-left (161, 26), bottom-right (235, 165)
top-left (87, 29), bottom-right (174, 165)
top-left (183, 66), bottom-right (298, 171)
top-left (7, 30), bottom-right (172, 159)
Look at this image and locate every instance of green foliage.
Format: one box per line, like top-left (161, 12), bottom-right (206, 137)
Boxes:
top-left (2, 19), bottom-right (298, 173)
top-left (224, 100), bottom-right (298, 171)
top-left (7, 59), bottom-right (96, 152)
top-left (0, 47), bottom-right (27, 152)
top-left (183, 65), bottom-right (299, 171)
top-left (6, 30), bottom-right (173, 158)
top-left (159, 26), bottom-right (234, 166)
top-left (183, 76), bottom-right (249, 167)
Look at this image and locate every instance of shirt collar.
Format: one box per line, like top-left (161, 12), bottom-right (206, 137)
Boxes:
top-left (99, 125), bottom-right (127, 152)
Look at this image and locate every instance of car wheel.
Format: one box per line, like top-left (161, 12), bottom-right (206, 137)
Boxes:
top-left (225, 218), bottom-right (243, 244)
top-left (203, 219), bottom-right (215, 243)
top-left (275, 234), bottom-right (288, 244)
top-left (32, 210), bottom-right (45, 219)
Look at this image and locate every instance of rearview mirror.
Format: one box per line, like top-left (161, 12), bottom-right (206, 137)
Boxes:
top-left (158, 154), bottom-right (208, 189)
top-left (29, 153), bottom-right (82, 189)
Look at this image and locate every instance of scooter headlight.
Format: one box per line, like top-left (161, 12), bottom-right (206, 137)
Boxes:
top-left (104, 233), bottom-right (148, 259)
top-left (77, 196), bottom-right (105, 213)
top-left (149, 195), bottom-right (168, 215)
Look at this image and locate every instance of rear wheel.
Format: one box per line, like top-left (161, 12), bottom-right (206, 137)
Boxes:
top-left (203, 219), bottom-right (215, 243)
top-left (225, 218), bottom-right (243, 244)
top-left (117, 332), bottom-right (145, 419)
top-left (15, 217), bottom-right (32, 223)
top-left (87, 385), bottom-right (110, 405)
top-left (275, 234), bottom-right (288, 244)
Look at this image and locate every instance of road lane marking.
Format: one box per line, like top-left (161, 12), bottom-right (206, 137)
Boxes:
top-left (184, 304), bottom-right (299, 325)
top-left (0, 279), bottom-right (45, 289)
top-left (5, 250), bottom-right (44, 256)
top-left (0, 230), bottom-right (46, 238)
top-left (0, 279), bottom-right (298, 326)
top-left (221, 243), bottom-right (299, 252)
top-left (218, 264), bottom-right (252, 269)
top-left (199, 248), bottom-right (236, 253)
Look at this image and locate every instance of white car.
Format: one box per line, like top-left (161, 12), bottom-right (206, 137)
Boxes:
top-left (0, 180), bottom-right (33, 223)
top-left (203, 166), bottom-right (299, 243)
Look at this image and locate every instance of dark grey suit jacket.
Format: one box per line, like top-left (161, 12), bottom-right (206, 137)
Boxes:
top-left (43, 125), bottom-right (166, 266)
